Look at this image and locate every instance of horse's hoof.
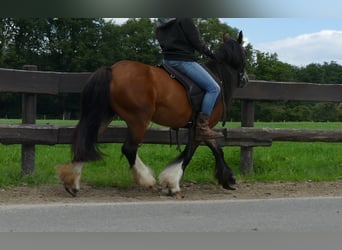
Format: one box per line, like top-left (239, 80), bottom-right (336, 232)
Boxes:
top-left (222, 183), bottom-right (236, 190)
top-left (64, 186), bottom-right (78, 197)
top-left (167, 190), bottom-right (184, 199)
top-left (174, 191), bottom-right (184, 199)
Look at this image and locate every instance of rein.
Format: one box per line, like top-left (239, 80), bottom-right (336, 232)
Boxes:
top-left (216, 63), bottom-right (228, 127)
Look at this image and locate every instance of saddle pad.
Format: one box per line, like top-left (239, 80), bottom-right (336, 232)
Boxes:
top-left (160, 63), bottom-right (204, 112)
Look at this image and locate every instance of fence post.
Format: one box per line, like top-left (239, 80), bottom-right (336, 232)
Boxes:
top-left (240, 99), bottom-right (255, 174)
top-left (21, 65), bottom-right (37, 175)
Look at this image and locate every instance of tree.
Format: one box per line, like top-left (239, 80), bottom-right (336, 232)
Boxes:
top-left (286, 104), bottom-right (313, 121)
top-left (311, 102), bottom-right (338, 122)
top-left (250, 50), bottom-right (297, 81)
top-left (296, 63), bottom-right (324, 83)
top-left (321, 61), bottom-right (342, 84)
top-left (195, 18), bottom-right (255, 68)
top-left (196, 18), bottom-right (238, 49)
top-left (45, 18), bottom-right (105, 72)
top-left (118, 18), bottom-right (161, 65)
top-left (1, 18), bottom-right (53, 69)
top-left (0, 18), bottom-right (106, 71)
top-left (0, 19), bottom-right (7, 66)
top-left (96, 21), bottom-right (125, 66)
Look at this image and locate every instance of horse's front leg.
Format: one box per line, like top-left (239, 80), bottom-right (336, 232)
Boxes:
top-left (158, 141), bottom-right (198, 198)
top-left (205, 139), bottom-right (236, 190)
top-left (122, 135), bottom-right (156, 189)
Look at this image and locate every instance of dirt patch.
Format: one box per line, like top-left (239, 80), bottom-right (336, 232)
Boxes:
top-left (1, 180), bottom-right (342, 204)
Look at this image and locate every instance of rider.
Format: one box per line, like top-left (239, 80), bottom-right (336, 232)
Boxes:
top-left (156, 18), bottom-right (223, 140)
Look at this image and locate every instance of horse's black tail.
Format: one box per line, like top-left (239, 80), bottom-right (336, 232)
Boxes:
top-left (72, 66), bottom-right (114, 162)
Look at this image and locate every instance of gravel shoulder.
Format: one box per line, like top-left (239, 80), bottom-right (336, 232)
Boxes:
top-left (1, 180), bottom-right (342, 204)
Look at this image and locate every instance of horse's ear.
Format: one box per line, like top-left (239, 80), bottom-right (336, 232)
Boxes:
top-left (237, 31), bottom-right (243, 44)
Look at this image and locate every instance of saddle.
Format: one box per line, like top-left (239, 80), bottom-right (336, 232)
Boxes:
top-left (159, 63), bottom-right (222, 114)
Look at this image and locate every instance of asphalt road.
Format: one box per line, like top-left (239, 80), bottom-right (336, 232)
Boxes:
top-left (1, 197), bottom-right (342, 232)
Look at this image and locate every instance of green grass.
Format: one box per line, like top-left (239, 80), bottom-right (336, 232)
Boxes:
top-left (251, 142), bottom-right (342, 181)
top-left (1, 119), bottom-right (342, 188)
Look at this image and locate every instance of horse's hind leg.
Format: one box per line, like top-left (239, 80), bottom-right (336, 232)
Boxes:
top-left (56, 162), bottom-right (83, 197)
top-left (57, 120), bottom-right (111, 197)
top-left (122, 130), bottom-right (156, 189)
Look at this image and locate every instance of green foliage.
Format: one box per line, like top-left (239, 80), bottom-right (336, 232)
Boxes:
top-left (45, 18), bottom-right (105, 72)
top-left (196, 18), bottom-right (239, 49)
top-left (311, 102), bottom-right (338, 122)
top-left (248, 50), bottom-right (342, 122)
top-left (249, 50), bottom-right (298, 81)
top-left (118, 18), bottom-right (161, 65)
top-left (0, 17), bottom-right (160, 71)
top-left (0, 93), bottom-right (21, 118)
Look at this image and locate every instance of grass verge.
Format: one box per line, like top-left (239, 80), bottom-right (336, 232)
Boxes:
top-left (1, 120), bottom-right (342, 188)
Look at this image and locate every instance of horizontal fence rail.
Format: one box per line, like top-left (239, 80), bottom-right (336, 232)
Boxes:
top-left (1, 67), bottom-right (342, 101)
top-left (0, 125), bottom-right (272, 146)
top-left (234, 81), bottom-right (342, 102)
top-left (0, 67), bottom-right (90, 94)
top-left (2, 124), bottom-right (342, 145)
top-left (1, 66), bottom-right (342, 175)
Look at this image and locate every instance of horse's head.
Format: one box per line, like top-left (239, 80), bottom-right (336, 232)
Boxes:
top-left (215, 31), bottom-right (248, 88)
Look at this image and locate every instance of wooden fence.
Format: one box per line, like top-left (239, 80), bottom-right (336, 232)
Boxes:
top-left (1, 65), bottom-right (342, 175)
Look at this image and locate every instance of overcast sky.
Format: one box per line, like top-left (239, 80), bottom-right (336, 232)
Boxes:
top-left (109, 18), bottom-right (342, 67)
top-left (222, 18), bottom-right (342, 66)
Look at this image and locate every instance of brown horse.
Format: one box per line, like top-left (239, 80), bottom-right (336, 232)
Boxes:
top-left (57, 31), bottom-right (247, 197)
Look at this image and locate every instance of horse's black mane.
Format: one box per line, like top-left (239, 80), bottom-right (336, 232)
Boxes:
top-left (204, 41), bottom-right (242, 125)
top-left (206, 58), bottom-right (238, 98)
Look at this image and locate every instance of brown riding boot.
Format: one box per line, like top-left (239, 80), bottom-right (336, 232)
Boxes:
top-left (195, 113), bottom-right (224, 140)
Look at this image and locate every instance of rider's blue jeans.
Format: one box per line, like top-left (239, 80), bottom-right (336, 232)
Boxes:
top-left (164, 60), bottom-right (220, 116)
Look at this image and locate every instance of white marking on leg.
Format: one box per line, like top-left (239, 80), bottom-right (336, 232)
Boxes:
top-left (131, 154), bottom-right (156, 188)
top-left (158, 160), bottom-right (183, 194)
top-left (73, 162), bottom-right (83, 190)
top-left (56, 162), bottom-right (83, 190)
